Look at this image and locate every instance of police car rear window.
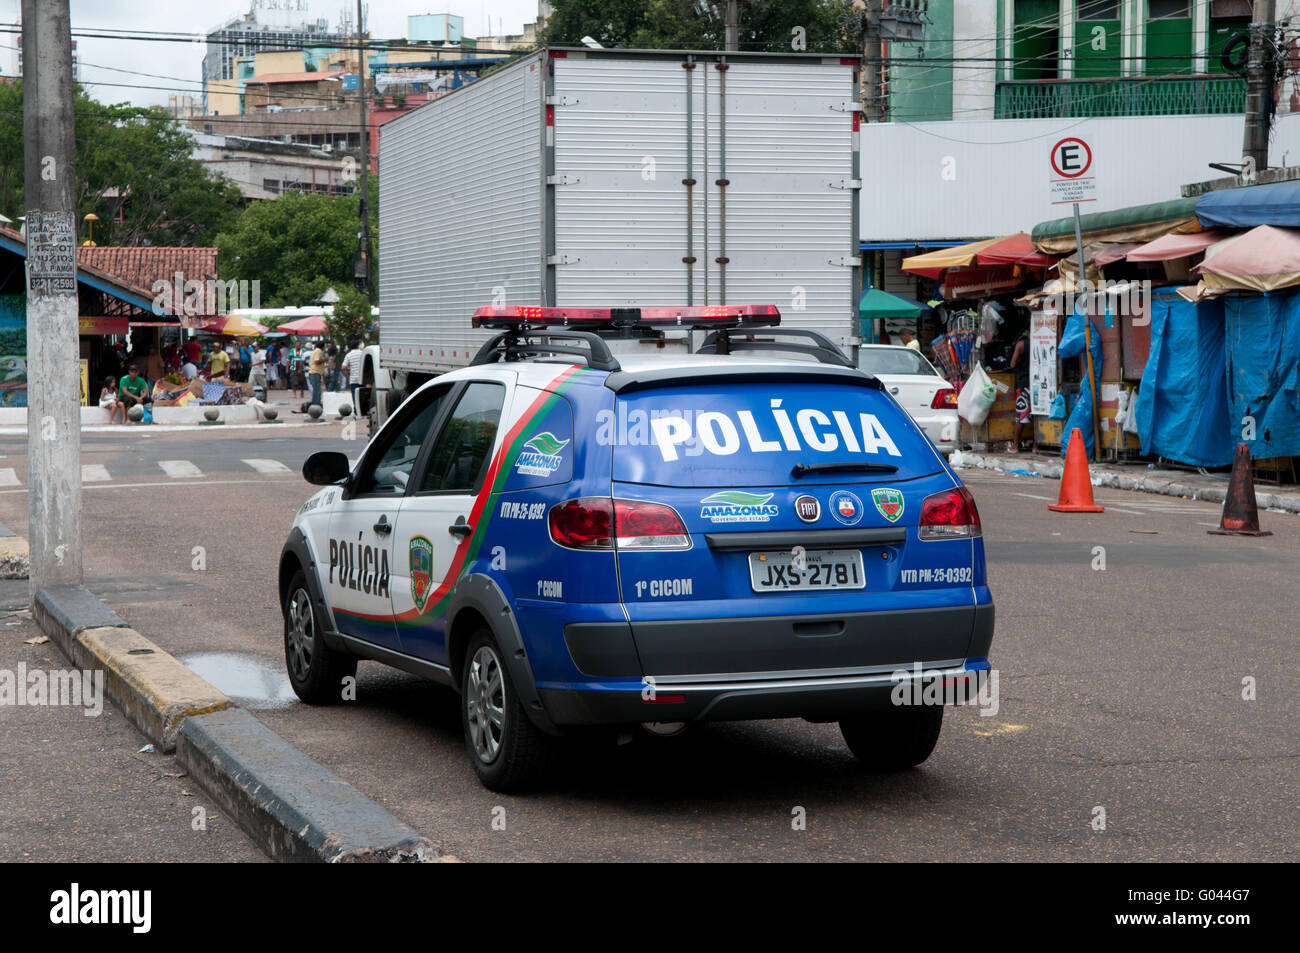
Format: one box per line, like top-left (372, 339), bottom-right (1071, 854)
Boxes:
top-left (609, 380), bottom-right (940, 487)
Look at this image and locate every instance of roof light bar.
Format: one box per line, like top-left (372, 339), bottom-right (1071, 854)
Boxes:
top-left (471, 304), bottom-right (781, 330)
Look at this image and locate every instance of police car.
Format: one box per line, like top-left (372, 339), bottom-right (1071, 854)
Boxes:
top-left (280, 305), bottom-right (994, 791)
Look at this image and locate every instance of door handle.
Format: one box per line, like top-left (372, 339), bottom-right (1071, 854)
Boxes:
top-left (449, 520), bottom-right (473, 539)
top-left (373, 516), bottom-right (392, 536)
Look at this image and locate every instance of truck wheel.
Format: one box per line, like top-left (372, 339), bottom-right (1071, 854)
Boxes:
top-left (461, 628), bottom-right (554, 792)
top-left (840, 705), bottom-right (943, 770)
top-left (367, 389), bottom-right (382, 437)
top-left (283, 569), bottom-right (356, 704)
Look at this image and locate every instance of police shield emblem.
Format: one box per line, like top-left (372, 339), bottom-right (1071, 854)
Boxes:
top-left (871, 487), bottom-right (905, 523)
top-left (409, 536), bottom-right (434, 613)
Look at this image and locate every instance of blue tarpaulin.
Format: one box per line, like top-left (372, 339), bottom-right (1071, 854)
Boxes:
top-left (1196, 179), bottom-right (1300, 228)
top-left (1057, 303), bottom-right (1104, 459)
top-left (1223, 290), bottom-right (1300, 460)
top-left (1134, 291), bottom-right (1235, 467)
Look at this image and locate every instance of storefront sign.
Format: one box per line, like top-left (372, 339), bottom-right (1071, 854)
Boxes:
top-left (78, 316), bottom-right (129, 335)
top-left (1030, 311), bottom-right (1059, 416)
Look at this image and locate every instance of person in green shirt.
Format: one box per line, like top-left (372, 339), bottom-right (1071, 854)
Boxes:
top-left (117, 365), bottom-right (148, 422)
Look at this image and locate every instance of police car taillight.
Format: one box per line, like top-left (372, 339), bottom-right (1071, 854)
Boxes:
top-left (472, 304), bottom-right (781, 329)
top-left (918, 487), bottom-right (982, 540)
top-left (549, 498), bottom-right (689, 551)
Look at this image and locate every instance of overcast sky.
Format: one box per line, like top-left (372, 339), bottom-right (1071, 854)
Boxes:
top-left (1, 0), bottom-right (543, 107)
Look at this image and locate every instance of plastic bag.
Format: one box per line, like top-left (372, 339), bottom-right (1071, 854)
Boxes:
top-left (957, 363), bottom-right (997, 426)
top-left (1048, 392), bottom-right (1068, 420)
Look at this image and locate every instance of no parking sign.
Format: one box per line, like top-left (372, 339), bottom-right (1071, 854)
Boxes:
top-left (1049, 137), bottom-right (1098, 205)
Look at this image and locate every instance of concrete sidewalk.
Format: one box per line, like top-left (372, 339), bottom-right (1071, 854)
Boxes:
top-left (950, 449), bottom-right (1300, 516)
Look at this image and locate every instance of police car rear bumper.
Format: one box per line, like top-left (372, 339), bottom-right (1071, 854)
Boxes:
top-left (547, 603), bottom-right (994, 725)
top-left (539, 657), bottom-right (993, 725)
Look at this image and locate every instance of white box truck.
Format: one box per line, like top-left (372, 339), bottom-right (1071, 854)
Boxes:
top-left (363, 47), bottom-right (862, 429)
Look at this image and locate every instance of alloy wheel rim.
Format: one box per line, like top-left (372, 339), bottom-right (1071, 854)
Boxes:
top-left (286, 588), bottom-right (315, 681)
top-left (466, 645), bottom-right (505, 763)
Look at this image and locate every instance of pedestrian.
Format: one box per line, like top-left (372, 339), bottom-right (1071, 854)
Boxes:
top-left (343, 339), bottom-right (364, 412)
top-left (209, 344), bottom-right (230, 379)
top-left (250, 342), bottom-right (268, 392)
top-left (225, 340), bottom-right (238, 380)
top-left (898, 330), bottom-right (921, 352)
top-left (308, 339), bottom-right (326, 408)
top-left (289, 342), bottom-right (305, 399)
top-left (1008, 328), bottom-right (1036, 454)
top-left (238, 342), bottom-right (251, 382)
top-left (117, 364), bottom-right (148, 421)
top-left (100, 376), bottom-right (123, 424)
top-left (184, 335), bottom-right (201, 368)
top-left (265, 342), bottom-right (279, 389)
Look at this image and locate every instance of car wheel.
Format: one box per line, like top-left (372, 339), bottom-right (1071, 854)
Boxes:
top-left (283, 569), bottom-right (356, 704)
top-left (839, 705), bottom-right (943, 770)
top-left (461, 628), bottom-right (554, 792)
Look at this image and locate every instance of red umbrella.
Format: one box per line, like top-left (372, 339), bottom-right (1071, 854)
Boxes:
top-left (277, 314), bottom-right (327, 335)
top-left (975, 232), bottom-right (1059, 268)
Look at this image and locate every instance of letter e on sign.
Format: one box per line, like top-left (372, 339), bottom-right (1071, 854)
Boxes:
top-left (1049, 136), bottom-right (1098, 205)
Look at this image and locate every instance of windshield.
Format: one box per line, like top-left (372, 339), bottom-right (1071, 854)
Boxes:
top-left (858, 348), bottom-right (938, 377)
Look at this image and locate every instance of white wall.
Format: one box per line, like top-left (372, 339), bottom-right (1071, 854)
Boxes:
top-left (860, 112), bottom-right (1300, 241)
top-left (951, 0), bottom-right (999, 121)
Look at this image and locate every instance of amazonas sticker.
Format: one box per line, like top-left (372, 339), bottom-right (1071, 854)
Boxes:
top-left (871, 487), bottom-right (905, 523)
top-left (515, 431), bottom-right (569, 477)
top-left (700, 490), bottom-right (778, 524)
top-left (409, 535), bottom-right (434, 613)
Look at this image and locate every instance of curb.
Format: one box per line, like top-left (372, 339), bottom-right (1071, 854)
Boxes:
top-left (950, 450), bottom-right (1300, 515)
top-left (178, 708), bottom-right (447, 863)
top-left (34, 583), bottom-right (446, 863)
top-left (34, 585), bottom-right (231, 752)
top-left (0, 521), bottom-right (28, 579)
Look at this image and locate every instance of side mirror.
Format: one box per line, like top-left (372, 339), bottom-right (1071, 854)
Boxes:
top-left (302, 450), bottom-right (350, 486)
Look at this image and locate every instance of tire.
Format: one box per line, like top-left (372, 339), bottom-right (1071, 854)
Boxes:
top-left (1221, 31), bottom-right (1249, 74)
top-left (840, 705), bottom-right (944, 770)
top-left (461, 628), bottom-right (554, 792)
top-left (283, 569), bottom-right (356, 704)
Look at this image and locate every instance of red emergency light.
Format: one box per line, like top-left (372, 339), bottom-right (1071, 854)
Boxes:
top-left (471, 304), bottom-right (781, 330)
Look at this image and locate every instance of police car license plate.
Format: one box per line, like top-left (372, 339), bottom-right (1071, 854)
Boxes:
top-left (748, 549), bottom-right (865, 593)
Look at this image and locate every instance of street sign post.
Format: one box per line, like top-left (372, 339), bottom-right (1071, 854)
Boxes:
top-left (1050, 136), bottom-right (1101, 459)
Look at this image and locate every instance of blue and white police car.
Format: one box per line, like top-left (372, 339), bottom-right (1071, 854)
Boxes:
top-left (280, 305), bottom-right (995, 791)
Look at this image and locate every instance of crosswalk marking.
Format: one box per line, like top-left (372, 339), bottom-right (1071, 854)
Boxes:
top-left (82, 464), bottom-right (111, 482)
top-left (0, 468), bottom-right (18, 487)
top-left (158, 460), bottom-right (203, 479)
top-left (242, 458), bottom-right (292, 475)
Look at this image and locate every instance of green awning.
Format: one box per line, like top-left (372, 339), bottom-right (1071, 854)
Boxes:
top-left (1032, 196), bottom-right (1202, 253)
top-left (859, 287), bottom-right (928, 320)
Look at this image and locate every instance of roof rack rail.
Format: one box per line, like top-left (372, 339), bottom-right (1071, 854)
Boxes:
top-left (696, 327), bottom-right (856, 368)
top-left (470, 329), bottom-right (621, 372)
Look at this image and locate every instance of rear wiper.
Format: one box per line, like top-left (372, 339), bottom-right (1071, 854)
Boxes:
top-left (791, 461), bottom-right (899, 477)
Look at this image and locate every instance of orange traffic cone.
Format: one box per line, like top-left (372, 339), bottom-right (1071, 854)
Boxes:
top-left (1209, 442), bottom-right (1272, 537)
top-left (1049, 428), bottom-right (1105, 513)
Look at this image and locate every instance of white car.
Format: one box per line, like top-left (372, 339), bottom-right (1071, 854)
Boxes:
top-left (858, 345), bottom-right (958, 455)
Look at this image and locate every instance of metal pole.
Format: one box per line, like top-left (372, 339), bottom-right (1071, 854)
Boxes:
top-left (1073, 201), bottom-right (1099, 460)
top-left (1242, 0), bottom-right (1276, 172)
top-left (862, 0), bottom-right (883, 122)
top-left (357, 0), bottom-right (373, 300)
top-left (22, 0), bottom-right (83, 598)
top-left (724, 0), bottom-right (739, 52)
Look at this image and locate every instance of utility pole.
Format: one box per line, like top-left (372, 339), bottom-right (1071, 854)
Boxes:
top-left (1242, 0), bottom-right (1277, 173)
top-left (356, 0), bottom-right (373, 299)
top-left (22, 0), bottom-right (82, 597)
top-left (862, 0), bottom-right (883, 122)
top-left (724, 0), bottom-right (739, 52)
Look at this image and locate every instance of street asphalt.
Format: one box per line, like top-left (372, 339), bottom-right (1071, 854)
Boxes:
top-left (0, 427), bottom-right (1295, 862)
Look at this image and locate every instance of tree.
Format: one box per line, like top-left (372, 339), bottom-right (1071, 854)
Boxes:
top-left (325, 285), bottom-right (375, 348)
top-left (0, 81), bottom-right (243, 246)
top-left (537, 0), bottom-right (856, 54)
top-left (215, 182), bottom-right (377, 307)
